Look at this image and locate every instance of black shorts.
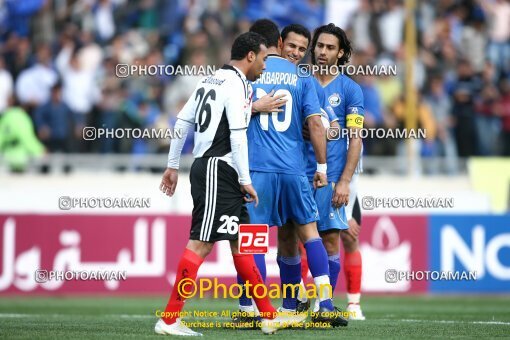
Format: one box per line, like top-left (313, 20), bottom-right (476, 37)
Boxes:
top-left (189, 157), bottom-right (249, 242)
top-left (352, 196), bottom-right (362, 226)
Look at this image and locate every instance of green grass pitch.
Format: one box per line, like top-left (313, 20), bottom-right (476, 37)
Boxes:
top-left (0, 296), bottom-right (509, 339)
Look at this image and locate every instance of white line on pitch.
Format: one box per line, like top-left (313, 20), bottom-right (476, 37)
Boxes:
top-left (399, 319), bottom-right (510, 326)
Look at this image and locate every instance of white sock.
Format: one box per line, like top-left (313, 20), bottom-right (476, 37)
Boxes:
top-left (347, 293), bottom-right (361, 304)
top-left (251, 299), bottom-right (260, 316)
top-left (314, 274), bottom-right (332, 302)
top-left (298, 279), bottom-right (308, 302)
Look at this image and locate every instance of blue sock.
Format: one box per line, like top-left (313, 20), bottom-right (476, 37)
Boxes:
top-left (328, 254), bottom-right (341, 291)
top-left (277, 255), bottom-right (301, 310)
top-left (237, 254), bottom-right (266, 307)
top-left (304, 238), bottom-right (334, 310)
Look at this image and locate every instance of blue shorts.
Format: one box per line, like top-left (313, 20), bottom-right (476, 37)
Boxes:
top-left (247, 171), bottom-right (319, 226)
top-left (310, 182), bottom-right (349, 232)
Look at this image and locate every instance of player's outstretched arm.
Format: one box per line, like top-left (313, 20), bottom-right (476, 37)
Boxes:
top-left (307, 115), bottom-right (328, 188)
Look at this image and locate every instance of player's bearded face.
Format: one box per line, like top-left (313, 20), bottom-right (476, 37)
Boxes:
top-left (314, 33), bottom-right (343, 67)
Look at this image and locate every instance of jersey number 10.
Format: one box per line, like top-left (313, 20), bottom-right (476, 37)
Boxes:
top-left (256, 88), bottom-right (293, 132)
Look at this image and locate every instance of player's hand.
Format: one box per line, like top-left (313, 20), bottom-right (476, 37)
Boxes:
top-left (160, 168), bottom-right (178, 197)
top-left (302, 123), bottom-right (310, 140)
top-left (346, 220), bottom-right (361, 238)
top-left (241, 184), bottom-right (259, 207)
top-left (332, 179), bottom-right (349, 207)
top-left (252, 90), bottom-right (287, 114)
top-left (313, 171), bottom-right (327, 189)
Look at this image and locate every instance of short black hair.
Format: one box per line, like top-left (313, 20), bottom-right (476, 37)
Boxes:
top-left (231, 32), bottom-right (267, 60)
top-left (249, 19), bottom-right (280, 48)
top-left (281, 24), bottom-right (311, 47)
top-left (311, 23), bottom-right (352, 66)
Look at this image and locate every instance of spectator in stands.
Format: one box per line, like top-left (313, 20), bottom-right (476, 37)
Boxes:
top-left (33, 82), bottom-right (73, 153)
top-left (495, 78), bottom-right (510, 155)
top-left (56, 40), bottom-right (101, 147)
top-left (378, 0), bottom-right (404, 56)
top-left (451, 60), bottom-right (480, 157)
top-left (475, 63), bottom-right (501, 155)
top-left (424, 75), bottom-right (458, 174)
top-left (96, 63), bottom-right (122, 154)
top-left (14, 43), bottom-right (57, 111)
top-left (357, 72), bottom-right (388, 156)
top-left (31, 0), bottom-right (56, 45)
top-left (4, 0), bottom-right (44, 37)
top-left (94, 0), bottom-right (116, 43)
top-left (0, 56), bottom-right (13, 114)
top-left (479, 0), bottom-right (510, 77)
top-left (0, 96), bottom-right (45, 172)
top-left (460, 18), bottom-right (487, 74)
top-left (350, 0), bottom-right (377, 55)
top-left (392, 94), bottom-right (437, 174)
top-left (375, 57), bottom-right (402, 118)
top-left (3, 34), bottom-right (33, 81)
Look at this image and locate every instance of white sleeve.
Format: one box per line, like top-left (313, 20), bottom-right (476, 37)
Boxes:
top-left (176, 87), bottom-right (199, 123)
top-left (224, 79), bottom-right (250, 130)
top-left (230, 129), bottom-right (251, 185)
top-left (167, 118), bottom-right (193, 169)
top-left (225, 79), bottom-right (251, 184)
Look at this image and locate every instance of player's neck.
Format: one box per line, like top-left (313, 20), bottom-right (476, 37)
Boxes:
top-left (228, 61), bottom-right (248, 78)
top-left (315, 72), bottom-right (337, 87)
top-left (266, 47), bottom-right (281, 55)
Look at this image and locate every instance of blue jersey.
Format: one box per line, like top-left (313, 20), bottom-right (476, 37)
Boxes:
top-left (248, 55), bottom-right (322, 175)
top-left (305, 74), bottom-right (364, 182)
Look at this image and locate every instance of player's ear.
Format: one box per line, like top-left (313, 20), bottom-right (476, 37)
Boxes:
top-left (247, 50), bottom-right (256, 63)
top-left (278, 37), bottom-right (283, 51)
top-left (337, 49), bottom-right (344, 60)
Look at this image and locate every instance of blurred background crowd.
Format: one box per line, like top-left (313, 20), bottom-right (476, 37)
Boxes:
top-left (0, 0), bottom-right (509, 173)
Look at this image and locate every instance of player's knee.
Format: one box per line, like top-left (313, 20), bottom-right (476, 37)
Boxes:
top-left (340, 231), bottom-right (358, 252)
top-left (297, 222), bottom-right (320, 242)
top-left (186, 240), bottom-right (213, 258)
top-left (320, 232), bottom-right (340, 255)
top-left (277, 236), bottom-right (298, 257)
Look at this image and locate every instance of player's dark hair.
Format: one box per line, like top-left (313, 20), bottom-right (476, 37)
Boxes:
top-left (231, 32), bottom-right (267, 60)
top-left (311, 23), bottom-right (352, 66)
top-left (281, 24), bottom-right (311, 47)
top-left (249, 19), bottom-right (280, 48)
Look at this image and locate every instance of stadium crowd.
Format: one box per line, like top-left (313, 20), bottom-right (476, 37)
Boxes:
top-left (0, 0), bottom-right (509, 173)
